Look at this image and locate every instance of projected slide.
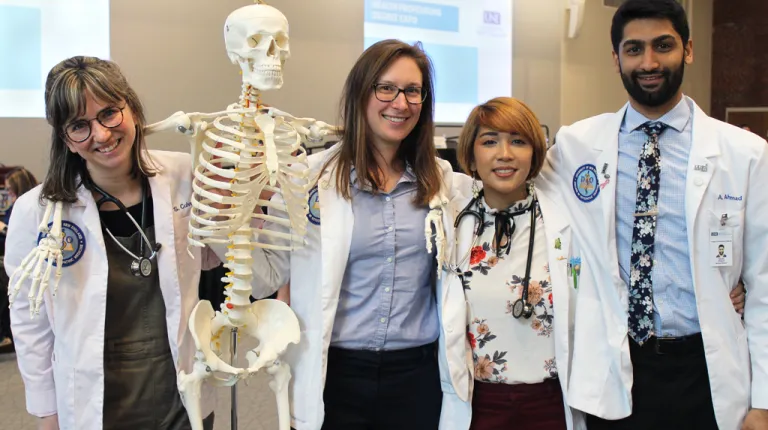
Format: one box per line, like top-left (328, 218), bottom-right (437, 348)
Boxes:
top-left (0, 0), bottom-right (109, 118)
top-left (365, 0), bottom-right (512, 124)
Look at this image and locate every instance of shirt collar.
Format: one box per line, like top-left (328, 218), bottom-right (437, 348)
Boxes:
top-left (622, 95), bottom-right (692, 133)
top-left (480, 191), bottom-right (534, 216)
top-left (350, 163), bottom-right (416, 191)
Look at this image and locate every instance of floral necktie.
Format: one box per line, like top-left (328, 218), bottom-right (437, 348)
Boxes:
top-left (628, 121), bottom-right (667, 344)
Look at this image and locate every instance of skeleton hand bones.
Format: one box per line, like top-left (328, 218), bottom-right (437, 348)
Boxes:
top-left (8, 201), bottom-right (65, 318)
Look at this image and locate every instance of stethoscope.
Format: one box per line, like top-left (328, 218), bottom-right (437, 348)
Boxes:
top-left (89, 178), bottom-right (161, 277)
top-left (452, 189), bottom-right (538, 319)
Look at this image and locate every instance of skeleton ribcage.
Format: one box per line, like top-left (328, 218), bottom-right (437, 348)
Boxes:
top-left (188, 111), bottom-right (310, 251)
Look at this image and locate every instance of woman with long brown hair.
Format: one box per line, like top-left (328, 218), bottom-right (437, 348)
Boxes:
top-left (5, 56), bottom-right (217, 430)
top-left (248, 39), bottom-right (472, 429)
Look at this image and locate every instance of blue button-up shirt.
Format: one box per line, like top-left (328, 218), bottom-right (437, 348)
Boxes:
top-left (616, 97), bottom-right (700, 337)
top-left (330, 166), bottom-right (438, 350)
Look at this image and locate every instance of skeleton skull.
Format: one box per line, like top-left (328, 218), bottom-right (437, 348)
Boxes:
top-left (224, 4), bottom-right (290, 91)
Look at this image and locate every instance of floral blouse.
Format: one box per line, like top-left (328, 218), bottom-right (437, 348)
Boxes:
top-left (464, 194), bottom-right (557, 385)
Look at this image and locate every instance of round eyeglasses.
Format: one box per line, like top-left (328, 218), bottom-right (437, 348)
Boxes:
top-left (64, 106), bottom-right (125, 143)
top-left (372, 83), bottom-right (426, 105)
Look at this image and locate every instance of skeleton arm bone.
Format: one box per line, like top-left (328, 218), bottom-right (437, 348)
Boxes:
top-left (263, 107), bottom-right (340, 144)
top-left (145, 108), bottom-right (256, 168)
top-left (145, 109), bottom-right (257, 136)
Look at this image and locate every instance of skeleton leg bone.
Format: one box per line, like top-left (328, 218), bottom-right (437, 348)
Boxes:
top-left (178, 351), bottom-right (210, 430)
top-left (267, 361), bottom-right (292, 430)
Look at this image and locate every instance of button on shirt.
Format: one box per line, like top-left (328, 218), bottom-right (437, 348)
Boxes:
top-left (330, 166), bottom-right (438, 351)
top-left (616, 97), bottom-right (699, 337)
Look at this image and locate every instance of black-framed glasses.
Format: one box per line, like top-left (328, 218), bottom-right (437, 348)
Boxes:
top-left (372, 83), bottom-right (426, 105)
top-left (64, 106), bottom-right (125, 143)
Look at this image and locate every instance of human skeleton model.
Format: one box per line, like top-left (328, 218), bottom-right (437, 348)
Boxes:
top-left (143, 4), bottom-right (344, 430)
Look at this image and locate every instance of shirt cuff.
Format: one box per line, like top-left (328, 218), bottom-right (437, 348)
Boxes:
top-left (26, 388), bottom-right (57, 418)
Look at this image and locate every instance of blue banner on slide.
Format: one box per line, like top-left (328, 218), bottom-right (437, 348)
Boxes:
top-left (365, 0), bottom-right (459, 32)
top-left (0, 5), bottom-right (42, 90)
top-left (365, 38), bottom-right (478, 105)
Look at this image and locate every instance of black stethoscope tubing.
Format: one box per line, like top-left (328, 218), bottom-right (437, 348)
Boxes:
top-left (89, 178), bottom-right (160, 277)
top-left (454, 190), bottom-right (538, 319)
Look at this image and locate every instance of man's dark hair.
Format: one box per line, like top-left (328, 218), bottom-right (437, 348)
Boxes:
top-left (611, 0), bottom-right (690, 53)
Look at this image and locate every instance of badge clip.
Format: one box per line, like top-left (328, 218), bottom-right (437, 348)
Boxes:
top-left (720, 213), bottom-right (728, 226)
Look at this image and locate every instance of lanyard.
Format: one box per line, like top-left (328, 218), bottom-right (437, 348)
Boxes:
top-left (90, 178), bottom-right (160, 277)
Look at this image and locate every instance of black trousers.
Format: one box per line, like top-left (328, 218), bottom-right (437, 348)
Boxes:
top-left (320, 342), bottom-right (443, 430)
top-left (587, 333), bottom-right (718, 430)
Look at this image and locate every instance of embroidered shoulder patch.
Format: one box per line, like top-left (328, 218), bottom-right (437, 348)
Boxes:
top-left (572, 164), bottom-right (600, 203)
top-left (36, 220), bottom-right (87, 267)
top-left (307, 186), bottom-right (320, 225)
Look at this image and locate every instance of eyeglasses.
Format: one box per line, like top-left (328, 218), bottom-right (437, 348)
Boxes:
top-left (372, 83), bottom-right (426, 105)
top-left (64, 106), bottom-right (125, 143)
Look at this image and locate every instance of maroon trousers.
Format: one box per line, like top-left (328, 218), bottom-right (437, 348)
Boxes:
top-left (470, 378), bottom-right (567, 430)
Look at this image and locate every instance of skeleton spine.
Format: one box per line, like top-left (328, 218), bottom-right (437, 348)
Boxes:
top-left (221, 85), bottom-right (262, 327)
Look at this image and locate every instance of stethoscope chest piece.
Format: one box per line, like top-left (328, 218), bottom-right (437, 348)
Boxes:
top-left (91, 178), bottom-right (160, 278)
top-left (131, 257), bottom-right (153, 278)
top-left (512, 298), bottom-right (533, 319)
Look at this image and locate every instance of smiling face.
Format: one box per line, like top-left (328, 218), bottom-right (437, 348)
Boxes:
top-left (64, 91), bottom-right (136, 182)
top-left (613, 18), bottom-right (693, 116)
top-left (471, 127), bottom-right (533, 210)
top-left (365, 56), bottom-right (424, 150)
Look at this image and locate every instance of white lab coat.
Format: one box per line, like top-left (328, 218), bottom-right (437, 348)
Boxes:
top-left (5, 150), bottom-right (217, 430)
top-left (536, 97), bottom-right (768, 429)
top-left (248, 146), bottom-right (474, 430)
top-left (437, 179), bottom-right (586, 430)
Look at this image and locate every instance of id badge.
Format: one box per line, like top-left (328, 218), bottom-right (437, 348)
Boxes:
top-left (710, 228), bottom-right (733, 267)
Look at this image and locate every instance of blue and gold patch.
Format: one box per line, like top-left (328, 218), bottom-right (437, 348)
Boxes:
top-left (572, 164), bottom-right (600, 203)
top-left (307, 186), bottom-right (320, 226)
top-left (36, 220), bottom-right (87, 267)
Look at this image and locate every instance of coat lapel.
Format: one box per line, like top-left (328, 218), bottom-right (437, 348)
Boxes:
top-left (74, 181), bottom-right (102, 241)
top-left (685, 103), bottom-right (719, 241)
top-left (317, 169), bottom-right (354, 335)
top-left (147, 167), bottom-right (184, 345)
top-left (587, 105), bottom-right (627, 274)
top-left (537, 185), bottom-right (574, 390)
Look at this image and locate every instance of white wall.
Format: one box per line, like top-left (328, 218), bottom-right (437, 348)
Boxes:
top-left (0, 0), bottom-right (712, 178)
top-left (560, 0), bottom-right (713, 126)
top-left (1, 0), bottom-right (365, 178)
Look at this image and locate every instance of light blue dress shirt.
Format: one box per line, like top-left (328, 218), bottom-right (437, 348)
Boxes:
top-left (616, 97), bottom-right (700, 337)
top-left (330, 166), bottom-right (439, 351)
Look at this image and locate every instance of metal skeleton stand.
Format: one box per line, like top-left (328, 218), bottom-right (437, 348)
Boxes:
top-left (230, 327), bottom-right (239, 430)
